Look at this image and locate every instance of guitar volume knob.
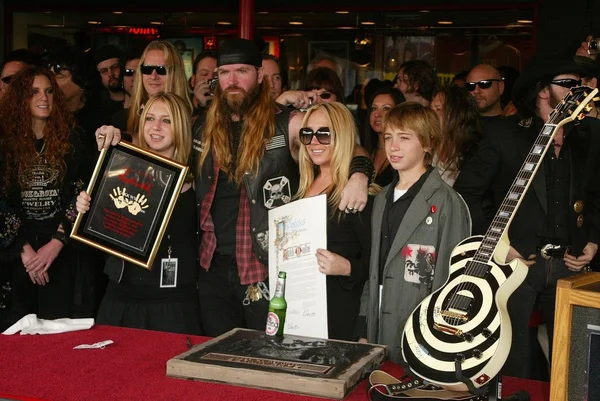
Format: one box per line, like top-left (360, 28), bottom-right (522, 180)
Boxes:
top-left (472, 349), bottom-right (482, 359)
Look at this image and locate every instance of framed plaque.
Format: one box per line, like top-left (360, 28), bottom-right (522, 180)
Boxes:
top-left (71, 141), bottom-right (188, 270)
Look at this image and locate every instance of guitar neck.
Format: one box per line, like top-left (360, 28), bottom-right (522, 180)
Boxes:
top-left (473, 123), bottom-right (559, 264)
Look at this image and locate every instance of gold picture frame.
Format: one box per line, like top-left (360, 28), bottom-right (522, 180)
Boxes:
top-left (70, 141), bottom-right (188, 270)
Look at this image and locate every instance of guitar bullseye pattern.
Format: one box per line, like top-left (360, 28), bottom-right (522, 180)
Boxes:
top-left (402, 236), bottom-right (526, 391)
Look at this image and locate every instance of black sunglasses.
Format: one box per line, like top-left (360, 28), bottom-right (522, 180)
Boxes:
top-left (317, 92), bottom-right (332, 100)
top-left (299, 127), bottom-right (332, 145)
top-left (0, 75), bottom-right (13, 85)
top-left (123, 69), bottom-right (136, 77)
top-left (48, 64), bottom-right (72, 75)
top-left (140, 65), bottom-right (168, 76)
top-left (551, 79), bottom-right (582, 89)
top-left (465, 79), bottom-right (503, 91)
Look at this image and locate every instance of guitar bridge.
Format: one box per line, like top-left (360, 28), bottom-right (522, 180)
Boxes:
top-left (433, 322), bottom-right (464, 337)
top-left (440, 310), bottom-right (469, 322)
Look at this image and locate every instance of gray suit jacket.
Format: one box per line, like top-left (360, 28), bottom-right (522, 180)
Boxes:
top-left (359, 169), bottom-right (471, 364)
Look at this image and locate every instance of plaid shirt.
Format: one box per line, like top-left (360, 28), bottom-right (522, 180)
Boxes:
top-left (199, 152), bottom-right (267, 285)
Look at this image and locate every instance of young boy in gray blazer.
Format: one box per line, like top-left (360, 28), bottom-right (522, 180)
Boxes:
top-left (357, 102), bottom-right (471, 365)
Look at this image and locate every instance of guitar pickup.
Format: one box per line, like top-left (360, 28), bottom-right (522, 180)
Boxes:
top-left (440, 310), bottom-right (469, 322)
top-left (433, 322), bottom-right (464, 337)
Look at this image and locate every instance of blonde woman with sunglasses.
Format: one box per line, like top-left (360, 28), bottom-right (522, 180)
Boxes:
top-left (296, 102), bottom-right (379, 341)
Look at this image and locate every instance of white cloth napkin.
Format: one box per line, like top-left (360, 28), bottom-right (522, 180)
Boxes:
top-left (2, 314), bottom-right (94, 335)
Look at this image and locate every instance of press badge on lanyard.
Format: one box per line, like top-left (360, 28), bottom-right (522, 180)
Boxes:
top-left (160, 236), bottom-right (178, 288)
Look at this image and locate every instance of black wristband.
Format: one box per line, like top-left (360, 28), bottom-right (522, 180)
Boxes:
top-left (52, 231), bottom-right (68, 245)
top-left (349, 156), bottom-right (375, 185)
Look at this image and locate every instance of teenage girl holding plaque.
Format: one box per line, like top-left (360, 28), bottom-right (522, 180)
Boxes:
top-left (75, 92), bottom-right (201, 335)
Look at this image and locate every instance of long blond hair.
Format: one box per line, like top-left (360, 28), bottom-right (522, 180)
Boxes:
top-left (197, 70), bottom-right (275, 184)
top-left (295, 103), bottom-right (361, 219)
top-left (137, 93), bottom-right (193, 183)
top-left (126, 41), bottom-right (192, 135)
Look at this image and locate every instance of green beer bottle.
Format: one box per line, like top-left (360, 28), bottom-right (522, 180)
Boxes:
top-left (265, 271), bottom-right (287, 336)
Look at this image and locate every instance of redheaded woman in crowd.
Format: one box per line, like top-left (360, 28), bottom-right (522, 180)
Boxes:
top-left (0, 67), bottom-right (85, 320)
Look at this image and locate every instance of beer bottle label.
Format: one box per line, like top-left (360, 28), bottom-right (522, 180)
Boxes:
top-left (265, 312), bottom-right (280, 336)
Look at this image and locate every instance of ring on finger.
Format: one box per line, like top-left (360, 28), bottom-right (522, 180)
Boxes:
top-left (98, 133), bottom-right (106, 139)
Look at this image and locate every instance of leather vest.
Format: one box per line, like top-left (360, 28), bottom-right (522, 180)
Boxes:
top-left (193, 109), bottom-right (299, 263)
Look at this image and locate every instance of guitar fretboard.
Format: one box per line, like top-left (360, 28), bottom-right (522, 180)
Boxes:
top-left (471, 124), bottom-right (557, 266)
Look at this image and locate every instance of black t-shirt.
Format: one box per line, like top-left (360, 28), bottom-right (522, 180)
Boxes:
top-left (211, 169), bottom-right (241, 255)
top-left (379, 167), bottom-right (433, 282)
top-left (19, 139), bottom-right (65, 222)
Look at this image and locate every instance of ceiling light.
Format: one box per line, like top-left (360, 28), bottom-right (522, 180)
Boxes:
top-left (437, 21), bottom-right (453, 25)
top-left (88, 21), bottom-right (101, 25)
top-left (335, 11), bottom-right (349, 14)
top-left (338, 26), bottom-right (355, 30)
top-left (361, 21), bottom-right (376, 25)
top-left (517, 19), bottom-right (533, 24)
top-left (150, 21), bottom-right (164, 25)
top-left (419, 10), bottom-right (430, 13)
top-left (112, 11), bottom-right (123, 14)
top-left (289, 21), bottom-right (303, 25)
top-left (217, 21), bottom-right (231, 25)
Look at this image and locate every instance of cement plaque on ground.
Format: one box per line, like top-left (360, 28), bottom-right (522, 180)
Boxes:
top-left (166, 328), bottom-right (387, 399)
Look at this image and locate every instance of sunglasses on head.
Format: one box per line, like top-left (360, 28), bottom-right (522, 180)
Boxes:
top-left (0, 75), bottom-right (13, 85)
top-left (123, 69), bottom-right (136, 77)
top-left (140, 65), bottom-right (168, 76)
top-left (465, 79), bottom-right (503, 91)
top-left (299, 127), bottom-right (332, 145)
top-left (550, 78), bottom-right (582, 89)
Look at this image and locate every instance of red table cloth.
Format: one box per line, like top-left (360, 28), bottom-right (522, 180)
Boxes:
top-left (0, 325), bottom-right (550, 401)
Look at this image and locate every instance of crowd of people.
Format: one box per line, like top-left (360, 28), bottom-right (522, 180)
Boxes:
top-left (1, 34), bottom-right (600, 384)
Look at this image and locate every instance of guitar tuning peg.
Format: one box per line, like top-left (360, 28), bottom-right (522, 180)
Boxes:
top-left (568, 110), bottom-right (573, 115)
top-left (585, 105), bottom-right (593, 112)
top-left (594, 96), bottom-right (600, 102)
top-left (578, 113), bottom-right (586, 120)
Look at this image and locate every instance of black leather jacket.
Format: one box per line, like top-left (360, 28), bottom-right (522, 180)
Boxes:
top-left (193, 109), bottom-right (299, 264)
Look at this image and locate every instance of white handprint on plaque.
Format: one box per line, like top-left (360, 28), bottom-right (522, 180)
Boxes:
top-left (127, 193), bottom-right (149, 215)
top-left (109, 187), bottom-right (131, 209)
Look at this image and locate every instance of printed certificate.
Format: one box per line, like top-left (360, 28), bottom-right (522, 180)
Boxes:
top-left (268, 194), bottom-right (328, 339)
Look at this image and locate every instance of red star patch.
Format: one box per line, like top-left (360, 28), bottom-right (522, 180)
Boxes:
top-left (400, 246), bottom-right (413, 258)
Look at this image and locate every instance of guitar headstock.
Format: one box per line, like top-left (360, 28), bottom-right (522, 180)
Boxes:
top-left (550, 85), bottom-right (600, 128)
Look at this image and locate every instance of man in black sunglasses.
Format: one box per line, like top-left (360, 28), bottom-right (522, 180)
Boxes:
top-left (0, 48), bottom-right (39, 100)
top-left (455, 52), bottom-right (600, 380)
top-left (465, 64), bottom-right (505, 120)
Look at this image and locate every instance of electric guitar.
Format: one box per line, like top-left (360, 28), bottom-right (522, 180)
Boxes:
top-left (401, 86), bottom-right (599, 393)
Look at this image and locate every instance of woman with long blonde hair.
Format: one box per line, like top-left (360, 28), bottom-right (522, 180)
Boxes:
top-left (76, 93), bottom-right (200, 334)
top-left (296, 102), bottom-right (379, 340)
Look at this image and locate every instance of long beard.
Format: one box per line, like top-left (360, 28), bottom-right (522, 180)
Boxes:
top-left (222, 83), bottom-right (260, 116)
